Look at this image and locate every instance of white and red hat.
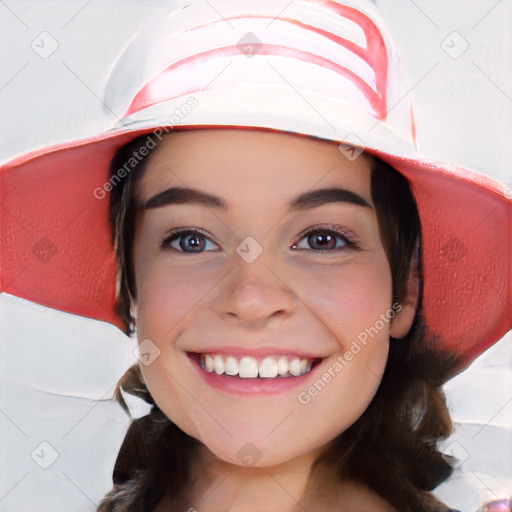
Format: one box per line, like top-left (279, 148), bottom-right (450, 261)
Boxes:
top-left (1, 0), bottom-right (510, 376)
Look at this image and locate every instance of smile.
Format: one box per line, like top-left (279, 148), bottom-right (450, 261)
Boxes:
top-left (194, 353), bottom-right (319, 379)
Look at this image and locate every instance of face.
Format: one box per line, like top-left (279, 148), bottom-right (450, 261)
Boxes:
top-left (132, 129), bottom-right (415, 468)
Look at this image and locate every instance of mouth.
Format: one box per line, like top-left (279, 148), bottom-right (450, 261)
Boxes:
top-left (193, 352), bottom-right (321, 379)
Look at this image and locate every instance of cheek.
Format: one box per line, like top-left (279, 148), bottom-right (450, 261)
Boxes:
top-left (292, 257), bottom-right (393, 348)
top-left (135, 261), bottom-right (221, 338)
top-left (292, 255), bottom-right (392, 390)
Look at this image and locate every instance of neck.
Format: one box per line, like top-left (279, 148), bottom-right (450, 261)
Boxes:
top-left (188, 443), bottom-right (327, 512)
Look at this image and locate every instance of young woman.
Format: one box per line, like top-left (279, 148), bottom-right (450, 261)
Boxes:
top-left (1, 1), bottom-right (510, 511)
top-left (100, 127), bottom-right (461, 512)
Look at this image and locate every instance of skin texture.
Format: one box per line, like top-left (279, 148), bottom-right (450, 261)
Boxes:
top-left (131, 129), bottom-right (419, 511)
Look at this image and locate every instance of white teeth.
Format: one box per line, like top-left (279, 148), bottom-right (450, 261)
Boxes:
top-left (239, 356), bottom-right (259, 378)
top-left (258, 357), bottom-right (278, 378)
top-left (277, 357), bottom-right (288, 376)
top-left (288, 358), bottom-right (302, 376)
top-left (225, 356), bottom-right (238, 376)
top-left (213, 354), bottom-right (225, 375)
top-left (204, 355), bottom-right (214, 373)
top-left (199, 354), bottom-right (315, 379)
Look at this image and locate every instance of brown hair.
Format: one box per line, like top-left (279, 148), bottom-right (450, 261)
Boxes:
top-left (98, 133), bottom-right (461, 512)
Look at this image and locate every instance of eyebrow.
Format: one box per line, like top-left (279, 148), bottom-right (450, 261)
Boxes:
top-left (143, 186), bottom-right (372, 211)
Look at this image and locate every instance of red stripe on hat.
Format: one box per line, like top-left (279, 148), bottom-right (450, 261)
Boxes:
top-left (320, 0), bottom-right (388, 105)
top-left (125, 44), bottom-right (385, 118)
top-left (270, 16), bottom-right (386, 94)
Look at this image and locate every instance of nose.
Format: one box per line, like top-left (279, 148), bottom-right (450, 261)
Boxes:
top-left (215, 252), bottom-right (298, 327)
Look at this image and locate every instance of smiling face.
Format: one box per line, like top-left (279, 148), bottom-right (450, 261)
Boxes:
top-left (131, 128), bottom-right (416, 468)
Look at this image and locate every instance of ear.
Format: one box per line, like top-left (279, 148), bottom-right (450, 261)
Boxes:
top-left (389, 243), bottom-right (420, 339)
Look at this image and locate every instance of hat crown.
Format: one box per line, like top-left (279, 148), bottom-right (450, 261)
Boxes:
top-left (104, 0), bottom-right (416, 148)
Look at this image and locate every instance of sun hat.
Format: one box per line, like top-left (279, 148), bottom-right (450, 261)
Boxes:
top-left (1, 0), bottom-right (510, 379)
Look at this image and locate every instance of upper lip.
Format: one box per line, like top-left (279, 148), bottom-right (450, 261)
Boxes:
top-left (185, 346), bottom-right (325, 359)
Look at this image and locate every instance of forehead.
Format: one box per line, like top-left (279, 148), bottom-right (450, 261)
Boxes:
top-left (138, 129), bottom-right (374, 208)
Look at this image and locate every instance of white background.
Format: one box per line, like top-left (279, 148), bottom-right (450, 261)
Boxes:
top-left (0, 1), bottom-right (511, 511)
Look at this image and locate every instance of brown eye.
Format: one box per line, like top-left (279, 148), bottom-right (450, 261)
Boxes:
top-left (307, 232), bottom-right (339, 250)
top-left (291, 227), bottom-right (358, 252)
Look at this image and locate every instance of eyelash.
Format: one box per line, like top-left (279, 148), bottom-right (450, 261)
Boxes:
top-left (293, 225), bottom-right (359, 253)
top-left (160, 226), bottom-right (359, 254)
top-left (161, 228), bottom-right (218, 253)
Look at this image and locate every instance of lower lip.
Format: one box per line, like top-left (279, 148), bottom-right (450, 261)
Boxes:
top-left (187, 354), bottom-right (322, 395)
